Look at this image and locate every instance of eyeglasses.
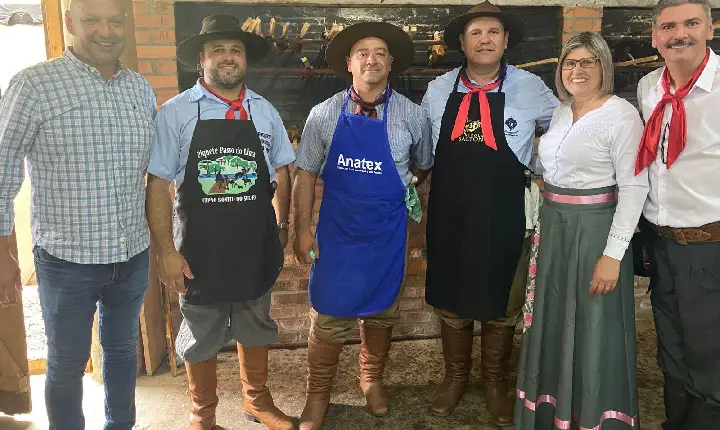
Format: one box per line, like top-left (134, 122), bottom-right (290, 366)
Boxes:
top-left (561, 57), bottom-right (600, 70)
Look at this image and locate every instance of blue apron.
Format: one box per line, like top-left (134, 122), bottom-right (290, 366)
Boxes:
top-left (308, 86), bottom-right (408, 317)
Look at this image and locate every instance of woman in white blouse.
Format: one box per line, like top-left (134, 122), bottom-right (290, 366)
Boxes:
top-left (514, 32), bottom-right (649, 430)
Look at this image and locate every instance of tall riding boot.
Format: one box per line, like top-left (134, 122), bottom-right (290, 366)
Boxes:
top-left (359, 323), bottom-right (393, 417)
top-left (430, 321), bottom-right (474, 416)
top-left (299, 334), bottom-right (344, 430)
top-left (237, 344), bottom-right (294, 430)
top-left (481, 324), bottom-right (515, 427)
top-left (185, 356), bottom-right (219, 430)
top-left (661, 376), bottom-right (690, 430)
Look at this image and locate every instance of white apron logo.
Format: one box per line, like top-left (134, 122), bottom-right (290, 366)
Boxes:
top-left (337, 154), bottom-right (383, 175)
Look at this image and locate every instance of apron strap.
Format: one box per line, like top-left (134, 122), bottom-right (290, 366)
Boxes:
top-left (381, 84), bottom-right (391, 122)
top-left (341, 87), bottom-right (352, 113)
top-left (195, 97), bottom-right (254, 121)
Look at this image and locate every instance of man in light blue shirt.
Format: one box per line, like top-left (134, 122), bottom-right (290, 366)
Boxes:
top-left (421, 2), bottom-right (559, 427)
top-left (145, 14), bottom-right (294, 430)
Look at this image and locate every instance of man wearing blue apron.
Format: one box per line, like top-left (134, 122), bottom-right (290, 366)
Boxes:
top-left (421, 2), bottom-right (559, 426)
top-left (145, 15), bottom-right (295, 430)
top-left (292, 22), bottom-right (434, 430)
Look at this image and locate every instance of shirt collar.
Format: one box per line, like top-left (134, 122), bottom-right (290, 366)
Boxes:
top-left (458, 64), bottom-right (515, 89)
top-left (349, 86), bottom-right (389, 103)
top-left (654, 47), bottom-right (719, 93)
top-left (189, 78), bottom-right (262, 104)
top-left (64, 47), bottom-right (124, 80)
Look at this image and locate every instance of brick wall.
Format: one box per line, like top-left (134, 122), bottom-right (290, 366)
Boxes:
top-left (130, 2), bottom-right (602, 346)
top-left (132, 0), bottom-right (179, 106)
top-left (561, 6), bottom-right (603, 45)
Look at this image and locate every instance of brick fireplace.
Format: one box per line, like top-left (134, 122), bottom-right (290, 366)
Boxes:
top-left (129, 0), bottom-right (718, 347)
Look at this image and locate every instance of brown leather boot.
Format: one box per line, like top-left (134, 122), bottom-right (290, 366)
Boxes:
top-left (185, 356), bottom-right (219, 430)
top-left (481, 324), bottom-right (516, 427)
top-left (430, 321), bottom-right (474, 416)
top-left (237, 344), bottom-right (294, 430)
top-left (299, 334), bottom-right (344, 430)
top-left (359, 323), bottom-right (393, 417)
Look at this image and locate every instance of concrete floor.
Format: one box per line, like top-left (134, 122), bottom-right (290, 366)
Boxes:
top-left (1, 318), bottom-right (664, 430)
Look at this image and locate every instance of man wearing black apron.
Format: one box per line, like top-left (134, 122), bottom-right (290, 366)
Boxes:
top-left (421, 2), bottom-right (559, 426)
top-left (145, 15), bottom-right (295, 430)
top-left (292, 23), bottom-right (434, 430)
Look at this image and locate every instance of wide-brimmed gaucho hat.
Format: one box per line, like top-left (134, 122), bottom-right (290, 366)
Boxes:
top-left (325, 21), bottom-right (415, 81)
top-left (443, 1), bottom-right (525, 51)
top-left (177, 14), bottom-right (270, 66)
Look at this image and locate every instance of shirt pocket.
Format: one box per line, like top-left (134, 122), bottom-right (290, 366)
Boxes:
top-left (40, 101), bottom-right (83, 148)
top-left (117, 99), bottom-right (155, 171)
top-left (502, 107), bottom-right (534, 142)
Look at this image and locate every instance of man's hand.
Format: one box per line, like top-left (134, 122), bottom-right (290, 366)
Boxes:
top-left (0, 251), bottom-right (22, 307)
top-left (293, 229), bottom-right (320, 265)
top-left (589, 255), bottom-right (621, 296)
top-left (279, 229), bottom-right (289, 249)
top-left (157, 250), bottom-right (193, 295)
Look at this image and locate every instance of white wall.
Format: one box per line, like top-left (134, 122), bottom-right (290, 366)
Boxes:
top-left (0, 22), bottom-right (46, 284)
top-left (0, 23), bottom-right (46, 95)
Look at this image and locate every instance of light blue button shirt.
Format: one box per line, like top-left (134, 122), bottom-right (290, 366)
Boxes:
top-left (421, 65), bottom-right (559, 168)
top-left (148, 79), bottom-right (296, 187)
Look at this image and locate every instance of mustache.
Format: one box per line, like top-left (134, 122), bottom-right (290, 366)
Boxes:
top-left (666, 39), bottom-right (695, 49)
top-left (217, 61), bottom-right (239, 68)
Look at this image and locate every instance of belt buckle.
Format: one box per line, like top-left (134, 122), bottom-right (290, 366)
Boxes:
top-left (673, 229), bottom-right (688, 245)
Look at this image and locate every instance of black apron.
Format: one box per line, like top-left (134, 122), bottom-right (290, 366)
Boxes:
top-left (176, 101), bottom-right (283, 306)
top-left (425, 67), bottom-right (526, 321)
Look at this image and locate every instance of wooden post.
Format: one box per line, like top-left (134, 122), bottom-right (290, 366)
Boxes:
top-left (0, 228), bottom-right (32, 415)
top-left (40, 0), bottom-right (64, 59)
top-left (140, 243), bottom-right (171, 376)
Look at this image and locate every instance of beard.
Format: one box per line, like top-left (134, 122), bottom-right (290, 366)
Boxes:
top-left (209, 62), bottom-right (246, 89)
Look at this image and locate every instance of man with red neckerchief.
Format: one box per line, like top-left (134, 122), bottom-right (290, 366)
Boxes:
top-left (636, 0), bottom-right (720, 428)
top-left (420, 1), bottom-right (558, 426)
top-left (145, 14), bottom-right (295, 430)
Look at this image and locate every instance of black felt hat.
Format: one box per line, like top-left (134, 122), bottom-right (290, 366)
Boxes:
top-left (176, 14), bottom-right (270, 66)
top-left (325, 21), bottom-right (415, 81)
top-left (443, 1), bottom-right (525, 51)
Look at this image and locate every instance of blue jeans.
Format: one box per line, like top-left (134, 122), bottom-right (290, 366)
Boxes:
top-left (34, 246), bottom-right (149, 430)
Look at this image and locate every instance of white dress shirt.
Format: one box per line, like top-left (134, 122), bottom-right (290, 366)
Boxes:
top-left (538, 96), bottom-right (649, 261)
top-left (637, 48), bottom-right (720, 228)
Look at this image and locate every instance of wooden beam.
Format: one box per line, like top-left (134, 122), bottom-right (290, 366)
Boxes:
top-left (0, 228), bottom-right (31, 415)
top-left (119, 0), bottom-right (138, 71)
top-left (41, 0), bottom-right (65, 59)
top-left (139, 240), bottom-right (170, 376)
top-left (162, 284), bottom-right (178, 377)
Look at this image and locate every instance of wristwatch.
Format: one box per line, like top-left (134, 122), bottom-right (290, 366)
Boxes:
top-left (278, 222), bottom-right (290, 231)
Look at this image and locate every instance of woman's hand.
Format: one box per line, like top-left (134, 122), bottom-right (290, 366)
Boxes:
top-left (589, 255), bottom-right (621, 296)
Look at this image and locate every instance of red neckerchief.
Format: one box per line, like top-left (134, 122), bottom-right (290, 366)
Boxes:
top-left (200, 80), bottom-right (249, 120)
top-left (349, 87), bottom-right (388, 118)
top-left (451, 71), bottom-right (502, 150)
top-left (635, 48), bottom-right (710, 174)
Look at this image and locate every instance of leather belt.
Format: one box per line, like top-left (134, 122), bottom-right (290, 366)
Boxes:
top-left (650, 221), bottom-right (720, 245)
